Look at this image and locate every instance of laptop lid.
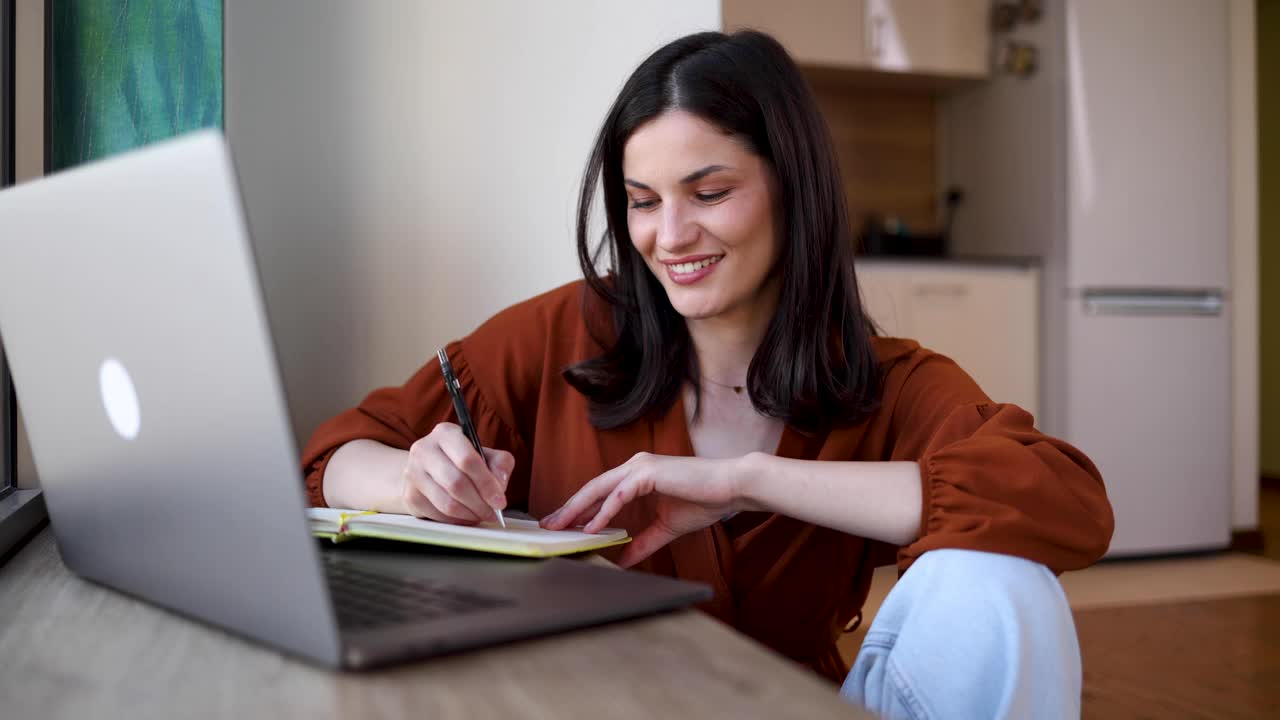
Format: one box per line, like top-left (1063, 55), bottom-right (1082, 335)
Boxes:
top-left (0, 131), bottom-right (342, 665)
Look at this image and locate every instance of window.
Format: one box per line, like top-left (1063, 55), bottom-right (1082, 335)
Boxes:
top-left (0, 0), bottom-right (47, 562)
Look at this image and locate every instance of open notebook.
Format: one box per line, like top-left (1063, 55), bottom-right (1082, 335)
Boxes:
top-left (308, 508), bottom-right (631, 558)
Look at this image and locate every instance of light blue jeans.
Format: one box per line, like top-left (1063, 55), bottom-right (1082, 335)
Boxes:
top-left (840, 549), bottom-right (1082, 719)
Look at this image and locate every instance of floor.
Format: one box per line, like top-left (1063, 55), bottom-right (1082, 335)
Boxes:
top-left (1074, 593), bottom-right (1280, 718)
top-left (837, 482), bottom-right (1280, 719)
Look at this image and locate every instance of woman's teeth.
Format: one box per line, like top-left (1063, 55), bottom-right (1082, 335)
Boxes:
top-left (670, 256), bottom-right (722, 273)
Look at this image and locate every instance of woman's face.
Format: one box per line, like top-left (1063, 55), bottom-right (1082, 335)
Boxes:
top-left (622, 110), bottom-right (781, 324)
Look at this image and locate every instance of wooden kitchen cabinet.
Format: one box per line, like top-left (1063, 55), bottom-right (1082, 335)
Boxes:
top-left (855, 260), bottom-right (1040, 418)
top-left (864, 0), bottom-right (989, 77)
top-left (723, 0), bottom-right (988, 79)
top-left (722, 0), bottom-right (868, 68)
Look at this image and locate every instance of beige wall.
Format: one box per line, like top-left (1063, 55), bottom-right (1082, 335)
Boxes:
top-left (1261, 0), bottom-right (1280, 477)
top-left (13, 0), bottom-right (41, 487)
top-left (224, 1), bottom-right (721, 445)
top-left (13, 0), bottom-right (40, 184)
top-left (1229, 0), bottom-right (1259, 528)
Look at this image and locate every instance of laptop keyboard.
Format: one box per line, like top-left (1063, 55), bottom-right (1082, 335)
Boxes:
top-left (322, 553), bottom-right (516, 631)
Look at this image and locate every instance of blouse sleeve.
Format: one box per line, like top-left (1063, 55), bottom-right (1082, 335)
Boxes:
top-left (298, 339), bottom-right (532, 509)
top-left (885, 350), bottom-right (1115, 574)
top-left (295, 276), bottom-right (590, 509)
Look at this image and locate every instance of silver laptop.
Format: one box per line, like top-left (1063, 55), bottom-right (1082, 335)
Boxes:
top-left (0, 130), bottom-right (710, 669)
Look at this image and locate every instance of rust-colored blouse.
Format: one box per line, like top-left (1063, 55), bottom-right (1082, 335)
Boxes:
top-left (300, 280), bottom-right (1114, 683)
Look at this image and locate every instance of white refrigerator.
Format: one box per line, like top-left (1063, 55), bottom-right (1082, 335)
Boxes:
top-left (1059, 0), bottom-right (1231, 556)
top-left (944, 0), bottom-right (1233, 556)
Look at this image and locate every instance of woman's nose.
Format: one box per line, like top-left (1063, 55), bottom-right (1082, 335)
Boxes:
top-left (656, 204), bottom-right (698, 252)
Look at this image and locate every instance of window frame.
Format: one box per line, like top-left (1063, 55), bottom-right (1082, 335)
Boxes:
top-left (2, 0), bottom-right (15, 495)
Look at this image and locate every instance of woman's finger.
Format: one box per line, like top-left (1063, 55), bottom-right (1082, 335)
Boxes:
top-left (541, 466), bottom-right (626, 530)
top-left (437, 429), bottom-right (506, 509)
top-left (482, 448), bottom-right (515, 502)
top-left (545, 498), bottom-right (605, 531)
top-left (418, 472), bottom-right (483, 523)
top-left (583, 475), bottom-right (645, 534)
top-left (420, 445), bottom-right (490, 522)
top-left (403, 459), bottom-right (480, 524)
top-left (401, 462), bottom-right (451, 522)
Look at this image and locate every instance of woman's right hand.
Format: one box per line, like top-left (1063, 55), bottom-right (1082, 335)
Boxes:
top-left (400, 422), bottom-right (514, 525)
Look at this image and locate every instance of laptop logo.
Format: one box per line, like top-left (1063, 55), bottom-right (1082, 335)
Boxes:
top-left (99, 358), bottom-right (141, 440)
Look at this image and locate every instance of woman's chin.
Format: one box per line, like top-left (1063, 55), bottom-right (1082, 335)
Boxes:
top-left (666, 295), bottom-right (726, 321)
top-left (661, 277), bottom-right (750, 321)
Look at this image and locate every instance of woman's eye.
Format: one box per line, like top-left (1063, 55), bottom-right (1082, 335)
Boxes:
top-left (629, 198), bottom-right (658, 210)
top-left (696, 190), bottom-right (730, 203)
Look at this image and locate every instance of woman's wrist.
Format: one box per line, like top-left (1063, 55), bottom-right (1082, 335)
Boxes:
top-left (324, 439), bottom-right (413, 513)
top-left (729, 451), bottom-right (774, 514)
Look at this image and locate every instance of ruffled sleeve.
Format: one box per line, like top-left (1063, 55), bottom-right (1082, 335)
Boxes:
top-left (884, 349), bottom-right (1114, 574)
top-left (298, 340), bottom-right (532, 509)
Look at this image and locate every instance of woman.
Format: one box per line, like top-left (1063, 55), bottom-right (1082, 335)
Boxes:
top-left (302, 30), bottom-right (1113, 719)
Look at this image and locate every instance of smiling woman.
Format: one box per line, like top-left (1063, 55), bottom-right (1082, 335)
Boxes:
top-left (303, 30), bottom-right (1114, 719)
top-left (564, 33), bottom-right (879, 434)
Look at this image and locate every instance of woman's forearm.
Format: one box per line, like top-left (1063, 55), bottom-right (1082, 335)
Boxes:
top-left (322, 439), bottom-right (411, 513)
top-left (734, 453), bottom-right (923, 547)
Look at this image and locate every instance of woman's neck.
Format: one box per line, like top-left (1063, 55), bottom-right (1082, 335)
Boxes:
top-left (685, 278), bottom-right (780, 386)
top-left (686, 319), bottom-right (761, 386)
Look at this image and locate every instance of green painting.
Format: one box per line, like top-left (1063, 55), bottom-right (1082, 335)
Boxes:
top-left (49, 0), bottom-right (222, 173)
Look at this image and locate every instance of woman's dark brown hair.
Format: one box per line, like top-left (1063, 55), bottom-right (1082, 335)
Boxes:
top-left (563, 30), bottom-right (880, 434)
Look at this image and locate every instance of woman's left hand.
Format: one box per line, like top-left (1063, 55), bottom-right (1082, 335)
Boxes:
top-left (539, 452), bottom-right (743, 568)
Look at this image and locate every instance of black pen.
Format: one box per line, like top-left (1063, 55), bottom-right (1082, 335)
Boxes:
top-left (437, 348), bottom-right (506, 528)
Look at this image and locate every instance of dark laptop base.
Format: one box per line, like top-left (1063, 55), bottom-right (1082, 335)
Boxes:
top-left (320, 542), bottom-right (712, 669)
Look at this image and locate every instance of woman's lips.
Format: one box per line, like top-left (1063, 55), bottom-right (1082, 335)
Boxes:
top-left (663, 254), bottom-right (724, 285)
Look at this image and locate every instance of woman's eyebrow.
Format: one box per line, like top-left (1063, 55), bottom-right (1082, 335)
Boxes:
top-left (679, 164), bottom-right (731, 184)
top-left (623, 164), bottom-right (733, 191)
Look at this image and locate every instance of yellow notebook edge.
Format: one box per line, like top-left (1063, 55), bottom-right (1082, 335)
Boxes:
top-left (312, 531), bottom-right (355, 545)
top-left (309, 524), bottom-right (631, 558)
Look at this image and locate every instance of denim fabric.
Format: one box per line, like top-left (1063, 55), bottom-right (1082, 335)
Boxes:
top-left (840, 549), bottom-right (1082, 719)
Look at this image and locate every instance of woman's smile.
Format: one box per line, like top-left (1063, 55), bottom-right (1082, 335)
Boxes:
top-left (662, 253), bottom-right (725, 284)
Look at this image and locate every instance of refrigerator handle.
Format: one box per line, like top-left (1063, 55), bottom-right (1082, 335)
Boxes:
top-left (1081, 289), bottom-right (1224, 316)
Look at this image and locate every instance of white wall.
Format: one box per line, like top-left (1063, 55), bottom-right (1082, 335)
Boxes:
top-left (225, 1), bottom-right (720, 443)
top-left (939, 0), bottom-right (1067, 434)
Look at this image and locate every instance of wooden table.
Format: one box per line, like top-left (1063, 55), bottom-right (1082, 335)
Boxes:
top-left (0, 529), bottom-right (869, 719)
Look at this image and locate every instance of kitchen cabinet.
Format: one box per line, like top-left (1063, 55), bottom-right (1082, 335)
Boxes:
top-left (722, 0), bottom-right (867, 68)
top-left (855, 260), bottom-right (1040, 418)
top-left (722, 0), bottom-right (989, 78)
top-left (864, 0), bottom-right (989, 77)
